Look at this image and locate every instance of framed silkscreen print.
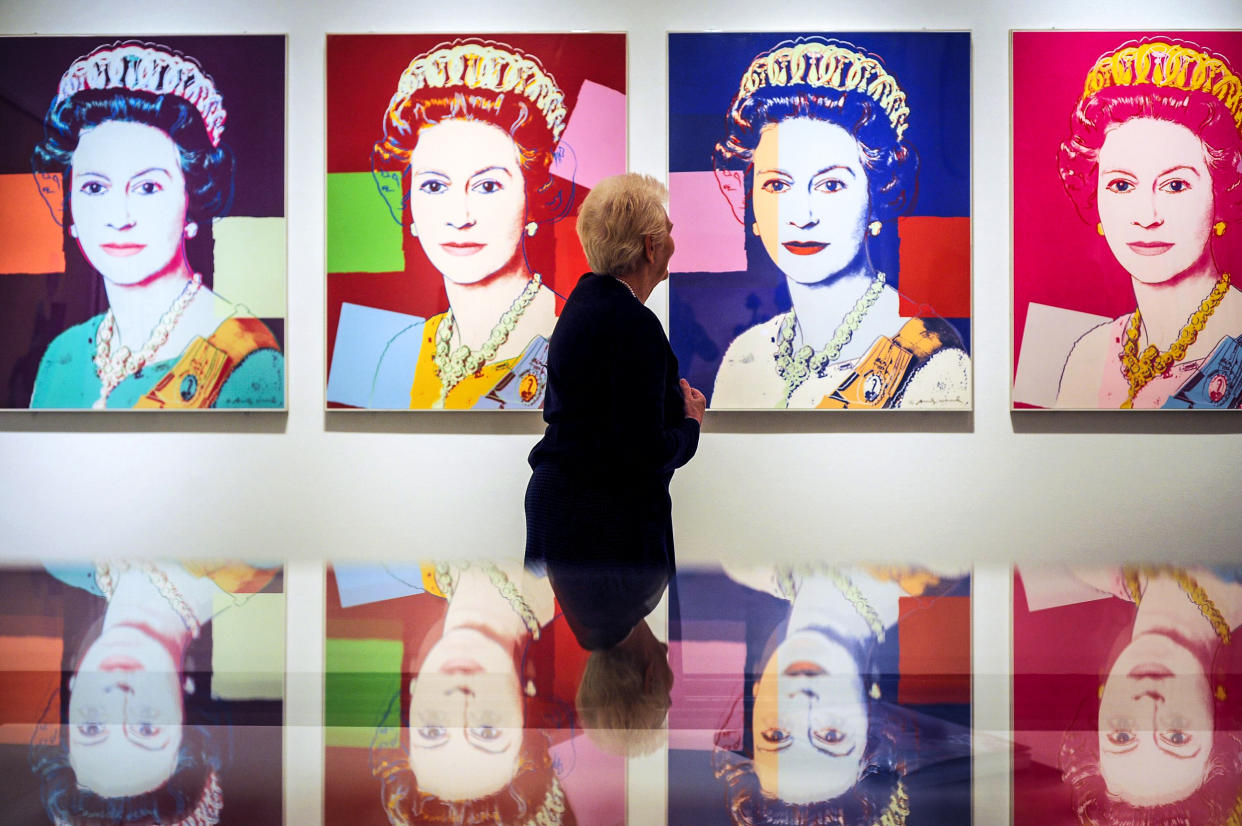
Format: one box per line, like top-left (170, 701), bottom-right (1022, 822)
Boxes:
top-left (0, 37), bottom-right (287, 410)
top-left (325, 34), bottom-right (627, 410)
top-left (0, 562), bottom-right (286, 825)
top-left (1012, 33), bottom-right (1242, 410)
top-left (324, 562), bottom-right (628, 825)
top-left (667, 33), bottom-right (972, 411)
top-left (1013, 566), bottom-right (1242, 826)
top-left (668, 564), bottom-right (973, 825)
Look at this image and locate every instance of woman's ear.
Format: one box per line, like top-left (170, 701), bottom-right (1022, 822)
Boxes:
top-left (713, 168), bottom-right (746, 225)
top-left (34, 171), bottom-right (65, 227)
top-left (644, 233), bottom-right (656, 264)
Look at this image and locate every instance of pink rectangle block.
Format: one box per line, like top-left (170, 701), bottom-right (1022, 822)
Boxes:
top-left (669, 171), bottom-right (746, 273)
top-left (552, 80), bottom-right (626, 190)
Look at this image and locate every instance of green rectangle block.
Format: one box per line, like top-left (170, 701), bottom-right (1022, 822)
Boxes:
top-left (325, 637), bottom-right (403, 748)
top-left (327, 172), bottom-right (405, 273)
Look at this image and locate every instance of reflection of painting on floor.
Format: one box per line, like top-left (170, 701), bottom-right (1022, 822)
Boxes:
top-left (0, 564), bottom-right (285, 826)
top-left (1013, 566), bottom-right (1242, 826)
top-left (668, 565), bottom-right (972, 825)
top-left (323, 564), bottom-right (626, 826)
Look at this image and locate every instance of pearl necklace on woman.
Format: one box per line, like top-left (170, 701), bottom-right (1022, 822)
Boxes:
top-left (432, 273), bottom-right (542, 409)
top-left (432, 560), bottom-right (543, 640)
top-left (92, 273), bottom-right (202, 408)
top-left (774, 272), bottom-right (887, 408)
top-left (94, 559), bottom-right (203, 638)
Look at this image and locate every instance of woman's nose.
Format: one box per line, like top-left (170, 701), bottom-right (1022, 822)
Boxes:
top-left (1131, 191), bottom-right (1164, 230)
top-left (785, 201), bottom-right (819, 229)
top-left (106, 192), bottom-right (136, 231)
top-left (446, 190), bottom-right (475, 230)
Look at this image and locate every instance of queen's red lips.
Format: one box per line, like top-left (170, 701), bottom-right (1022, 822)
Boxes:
top-left (441, 242), bottom-right (484, 257)
top-left (783, 241), bottom-right (827, 256)
top-left (1127, 241), bottom-right (1173, 256)
top-left (99, 242), bottom-right (146, 258)
top-left (99, 655), bottom-right (144, 672)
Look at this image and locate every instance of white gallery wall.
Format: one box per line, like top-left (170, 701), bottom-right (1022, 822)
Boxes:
top-left (1, 0), bottom-right (1240, 824)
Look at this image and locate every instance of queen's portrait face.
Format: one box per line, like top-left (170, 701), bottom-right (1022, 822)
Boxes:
top-left (1097, 631), bottom-right (1214, 806)
top-left (407, 119), bottom-right (528, 286)
top-left (69, 120), bottom-right (190, 287)
top-left (751, 117), bottom-right (871, 286)
top-left (1096, 117), bottom-right (1215, 286)
top-left (751, 628), bottom-right (868, 803)
top-left (407, 626), bottom-right (524, 800)
top-left (68, 624), bottom-right (185, 797)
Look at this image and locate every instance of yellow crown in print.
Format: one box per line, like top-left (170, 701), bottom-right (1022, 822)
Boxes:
top-left (735, 38), bottom-right (911, 140)
top-left (390, 39), bottom-right (568, 142)
top-left (1081, 39), bottom-right (1242, 134)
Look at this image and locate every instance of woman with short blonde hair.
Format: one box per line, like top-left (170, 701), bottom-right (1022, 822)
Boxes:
top-left (525, 172), bottom-right (705, 639)
top-left (576, 174), bottom-right (671, 278)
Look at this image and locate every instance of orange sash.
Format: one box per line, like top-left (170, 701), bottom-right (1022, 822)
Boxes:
top-left (134, 317), bottom-right (279, 409)
top-left (816, 318), bottom-right (945, 409)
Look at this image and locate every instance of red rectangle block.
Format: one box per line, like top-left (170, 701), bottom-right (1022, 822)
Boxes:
top-left (897, 595), bottom-right (970, 705)
top-left (897, 215), bottom-right (970, 319)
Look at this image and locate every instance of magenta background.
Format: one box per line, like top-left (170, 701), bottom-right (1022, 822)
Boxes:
top-left (1011, 31), bottom-right (1242, 379)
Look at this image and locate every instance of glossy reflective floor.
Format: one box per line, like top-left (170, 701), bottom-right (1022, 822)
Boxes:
top-left (326, 562), bottom-right (973, 826)
top-left (5, 562), bottom-right (1237, 825)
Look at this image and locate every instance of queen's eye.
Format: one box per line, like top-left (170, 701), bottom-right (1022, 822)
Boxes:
top-left (472, 179), bottom-right (503, 194)
top-left (760, 178), bottom-right (790, 194)
top-left (1106, 729), bottom-right (1135, 746)
top-left (1161, 730), bottom-right (1192, 747)
top-left (1106, 179), bottom-right (1134, 194)
top-left (417, 179), bottom-right (447, 194)
top-left (77, 723), bottom-right (104, 738)
top-left (813, 727), bottom-right (846, 745)
top-left (131, 722), bottom-right (161, 738)
top-left (135, 180), bottom-right (163, 195)
top-left (415, 725), bottom-right (447, 741)
top-left (814, 178), bottom-right (846, 193)
top-left (470, 725), bottom-right (501, 741)
top-left (78, 181), bottom-right (106, 195)
top-left (1159, 179), bottom-right (1190, 193)
top-left (760, 727), bottom-right (791, 745)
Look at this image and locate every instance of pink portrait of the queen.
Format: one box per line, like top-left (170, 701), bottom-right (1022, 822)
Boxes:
top-left (1012, 33), bottom-right (1242, 410)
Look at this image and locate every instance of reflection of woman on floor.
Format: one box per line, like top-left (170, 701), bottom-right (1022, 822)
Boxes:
top-left (710, 38), bottom-right (969, 409)
top-left (372, 560), bottom-right (578, 825)
top-left (713, 565), bottom-right (953, 825)
top-left (368, 40), bottom-right (568, 409)
top-left (1055, 41), bottom-right (1242, 409)
top-left (30, 41), bottom-right (284, 409)
top-left (1060, 566), bottom-right (1242, 824)
top-left (32, 560), bottom-right (278, 825)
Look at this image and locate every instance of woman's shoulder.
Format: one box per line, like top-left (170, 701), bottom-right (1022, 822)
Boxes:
top-left (1055, 314), bottom-right (1127, 408)
top-left (897, 347), bottom-right (971, 409)
top-left (30, 314), bottom-right (107, 408)
top-left (40, 313), bottom-right (105, 358)
top-left (208, 312), bottom-right (285, 408)
top-left (711, 315), bottom-right (786, 408)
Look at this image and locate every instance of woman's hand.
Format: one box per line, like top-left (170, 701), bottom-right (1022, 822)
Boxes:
top-left (680, 378), bottom-right (706, 423)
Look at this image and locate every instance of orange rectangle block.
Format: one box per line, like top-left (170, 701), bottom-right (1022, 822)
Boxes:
top-left (0, 634), bottom-right (62, 744)
top-left (0, 173), bottom-right (66, 275)
top-left (897, 595), bottom-right (970, 705)
top-left (897, 215), bottom-right (970, 319)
